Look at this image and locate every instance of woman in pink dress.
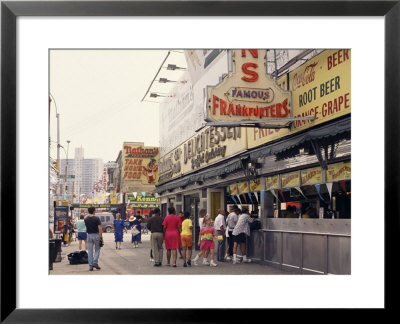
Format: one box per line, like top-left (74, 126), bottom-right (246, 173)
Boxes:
top-left (162, 206), bottom-right (181, 267)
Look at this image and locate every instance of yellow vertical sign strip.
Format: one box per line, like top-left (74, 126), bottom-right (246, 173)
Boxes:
top-left (301, 167), bottom-right (323, 185)
top-left (265, 175), bottom-right (279, 190)
top-left (327, 162), bottom-right (351, 181)
top-left (281, 171), bottom-right (300, 188)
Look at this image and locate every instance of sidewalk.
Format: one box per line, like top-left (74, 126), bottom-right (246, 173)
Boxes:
top-left (50, 232), bottom-right (289, 275)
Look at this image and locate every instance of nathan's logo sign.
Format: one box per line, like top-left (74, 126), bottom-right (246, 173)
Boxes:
top-left (207, 49), bottom-right (292, 123)
top-left (122, 143), bottom-right (160, 184)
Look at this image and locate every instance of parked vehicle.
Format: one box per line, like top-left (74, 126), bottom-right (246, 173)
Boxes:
top-left (96, 212), bottom-right (115, 233)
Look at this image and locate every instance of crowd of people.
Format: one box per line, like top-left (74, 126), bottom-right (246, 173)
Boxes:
top-left (62, 204), bottom-right (255, 271)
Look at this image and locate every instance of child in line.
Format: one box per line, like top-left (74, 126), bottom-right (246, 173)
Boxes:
top-left (193, 218), bottom-right (217, 267)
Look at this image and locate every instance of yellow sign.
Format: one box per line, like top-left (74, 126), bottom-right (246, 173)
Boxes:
top-left (301, 167), bottom-right (323, 185)
top-left (207, 49), bottom-right (292, 123)
top-left (158, 125), bottom-right (247, 184)
top-left (122, 143), bottom-right (159, 184)
top-left (281, 172), bottom-right (300, 188)
top-left (249, 179), bottom-right (261, 192)
top-left (238, 181), bottom-right (249, 194)
top-left (228, 184), bottom-right (238, 195)
top-left (327, 162), bottom-right (351, 181)
top-left (265, 175), bottom-right (279, 190)
top-left (248, 49), bottom-right (351, 148)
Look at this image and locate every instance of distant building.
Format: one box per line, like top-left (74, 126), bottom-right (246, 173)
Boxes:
top-left (59, 147), bottom-right (103, 200)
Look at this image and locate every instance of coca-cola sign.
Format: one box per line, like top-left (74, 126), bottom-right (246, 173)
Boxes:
top-left (292, 62), bottom-right (317, 91)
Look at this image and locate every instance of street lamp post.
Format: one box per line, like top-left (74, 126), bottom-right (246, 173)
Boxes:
top-left (65, 140), bottom-right (71, 200)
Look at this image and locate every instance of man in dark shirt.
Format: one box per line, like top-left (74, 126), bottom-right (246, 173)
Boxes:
top-left (84, 207), bottom-right (103, 271)
top-left (147, 207), bottom-right (164, 267)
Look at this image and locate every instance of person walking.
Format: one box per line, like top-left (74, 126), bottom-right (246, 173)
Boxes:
top-left (113, 213), bottom-right (126, 250)
top-left (130, 215), bottom-right (141, 248)
top-left (162, 206), bottom-right (181, 267)
top-left (214, 209), bottom-right (226, 262)
top-left (84, 207), bottom-right (103, 271)
top-left (147, 208), bottom-right (164, 267)
top-left (225, 205), bottom-right (239, 261)
top-left (193, 217), bottom-right (217, 267)
top-left (76, 214), bottom-right (88, 251)
top-left (232, 206), bottom-right (254, 264)
top-left (180, 211), bottom-right (193, 267)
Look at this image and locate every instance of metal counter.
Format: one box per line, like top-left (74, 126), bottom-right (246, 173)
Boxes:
top-left (247, 219), bottom-right (351, 274)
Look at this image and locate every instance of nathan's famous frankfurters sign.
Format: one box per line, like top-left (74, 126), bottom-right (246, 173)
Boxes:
top-left (248, 49), bottom-right (351, 148)
top-left (122, 142), bottom-right (160, 184)
top-left (207, 49), bottom-right (292, 123)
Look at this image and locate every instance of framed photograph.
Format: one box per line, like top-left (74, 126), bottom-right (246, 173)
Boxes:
top-left (1, 0), bottom-right (398, 322)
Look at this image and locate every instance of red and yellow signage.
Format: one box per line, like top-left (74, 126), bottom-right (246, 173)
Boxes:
top-left (207, 49), bottom-right (292, 123)
top-left (238, 181), bottom-right (249, 194)
top-left (327, 162), bottom-right (351, 181)
top-left (301, 167), bottom-right (322, 185)
top-left (281, 172), bottom-right (300, 188)
top-left (228, 184), bottom-right (238, 195)
top-left (248, 49), bottom-right (351, 148)
top-left (122, 142), bottom-right (160, 184)
top-left (249, 179), bottom-right (261, 192)
top-left (265, 175), bottom-right (279, 190)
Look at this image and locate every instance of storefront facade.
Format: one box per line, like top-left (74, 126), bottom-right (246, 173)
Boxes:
top-left (155, 49), bottom-right (351, 273)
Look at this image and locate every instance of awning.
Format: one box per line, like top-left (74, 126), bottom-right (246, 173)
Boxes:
top-left (155, 116), bottom-right (350, 194)
top-left (249, 116), bottom-right (351, 160)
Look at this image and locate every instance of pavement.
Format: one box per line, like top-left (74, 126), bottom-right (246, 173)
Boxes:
top-left (50, 231), bottom-right (289, 275)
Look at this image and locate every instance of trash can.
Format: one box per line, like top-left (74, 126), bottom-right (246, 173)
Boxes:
top-left (49, 241), bottom-right (55, 270)
top-left (53, 239), bottom-right (62, 262)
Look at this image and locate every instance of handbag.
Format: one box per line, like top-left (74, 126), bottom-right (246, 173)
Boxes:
top-left (131, 226), bottom-right (140, 236)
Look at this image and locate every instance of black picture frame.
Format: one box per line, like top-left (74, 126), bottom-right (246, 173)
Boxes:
top-left (1, 0), bottom-right (398, 322)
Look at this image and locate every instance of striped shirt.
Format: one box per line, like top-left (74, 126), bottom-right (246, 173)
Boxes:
top-left (200, 226), bottom-right (215, 241)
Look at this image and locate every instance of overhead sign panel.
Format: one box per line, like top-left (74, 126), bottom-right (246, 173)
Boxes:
top-left (206, 49), bottom-right (292, 124)
top-left (248, 49), bottom-right (351, 149)
top-left (122, 142), bottom-right (160, 184)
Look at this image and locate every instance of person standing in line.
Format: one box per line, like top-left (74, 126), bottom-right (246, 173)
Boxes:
top-left (177, 211), bottom-right (185, 259)
top-left (135, 211), bottom-right (143, 243)
top-left (225, 205), bottom-right (239, 261)
top-left (232, 206), bottom-right (254, 264)
top-left (180, 211), bottom-right (193, 267)
top-left (214, 209), bottom-right (226, 262)
top-left (147, 210), bottom-right (155, 262)
top-left (198, 208), bottom-right (208, 229)
top-left (193, 217), bottom-right (217, 267)
top-left (147, 208), bottom-right (164, 267)
top-left (84, 207), bottom-right (103, 271)
top-left (131, 215), bottom-right (141, 248)
top-left (113, 213), bottom-right (126, 250)
top-left (162, 206), bottom-right (181, 267)
top-left (76, 214), bottom-right (88, 251)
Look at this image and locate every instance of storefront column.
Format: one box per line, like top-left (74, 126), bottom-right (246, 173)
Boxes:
top-left (262, 191), bottom-right (275, 228)
top-left (175, 194), bottom-right (182, 213)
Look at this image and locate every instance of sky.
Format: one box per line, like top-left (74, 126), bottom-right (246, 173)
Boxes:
top-left (49, 49), bottom-right (187, 162)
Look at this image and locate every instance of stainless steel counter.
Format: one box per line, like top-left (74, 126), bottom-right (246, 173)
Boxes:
top-left (247, 219), bottom-right (351, 274)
